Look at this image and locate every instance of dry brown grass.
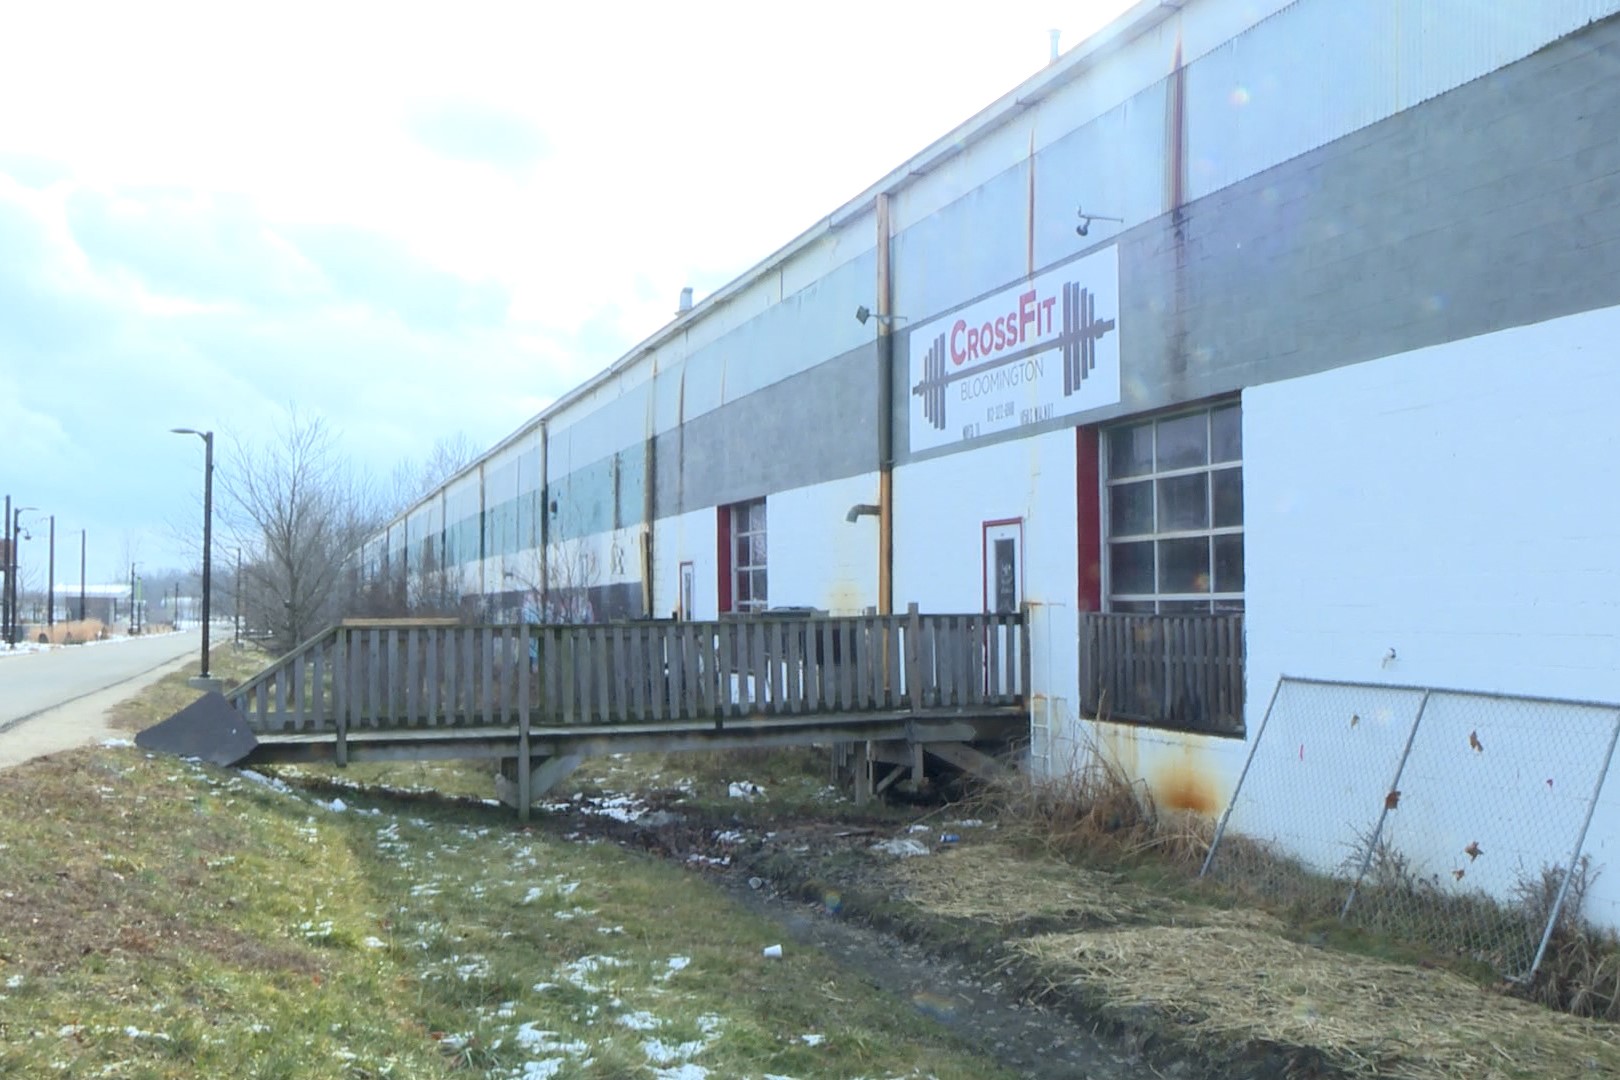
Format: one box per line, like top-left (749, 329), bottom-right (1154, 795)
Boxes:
top-left (1517, 860), bottom-right (1620, 1020)
top-left (18, 618), bottom-right (106, 645)
top-left (1016, 924), bottom-right (1620, 1079)
top-left (964, 733), bottom-right (1214, 872)
top-left (105, 643), bottom-right (269, 732)
top-left (890, 841), bottom-right (1145, 926)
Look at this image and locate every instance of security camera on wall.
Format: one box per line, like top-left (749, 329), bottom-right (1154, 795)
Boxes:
top-left (1076, 205), bottom-right (1123, 238)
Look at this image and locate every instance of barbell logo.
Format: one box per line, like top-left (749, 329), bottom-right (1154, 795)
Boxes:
top-left (912, 283), bottom-right (1116, 431)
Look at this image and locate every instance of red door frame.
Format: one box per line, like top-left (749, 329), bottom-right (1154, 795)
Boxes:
top-left (981, 517), bottom-right (1024, 614)
top-left (1077, 426), bottom-right (1102, 612)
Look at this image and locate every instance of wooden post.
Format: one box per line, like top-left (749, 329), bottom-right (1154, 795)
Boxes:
top-left (517, 625), bottom-right (532, 822)
top-left (853, 740), bottom-right (872, 807)
top-left (905, 602), bottom-right (922, 714)
top-left (334, 627), bottom-right (349, 767)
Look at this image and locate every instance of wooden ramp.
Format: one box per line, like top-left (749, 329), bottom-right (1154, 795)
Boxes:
top-left (229, 610), bottom-right (1029, 817)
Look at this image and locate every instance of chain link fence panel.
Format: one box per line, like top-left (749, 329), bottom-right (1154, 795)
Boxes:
top-left (1202, 676), bottom-right (1620, 981)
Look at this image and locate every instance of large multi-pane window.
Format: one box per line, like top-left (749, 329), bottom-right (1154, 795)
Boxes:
top-left (731, 498), bottom-right (768, 612)
top-left (1105, 403), bottom-right (1243, 613)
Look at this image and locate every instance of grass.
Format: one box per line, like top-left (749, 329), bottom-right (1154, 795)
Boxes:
top-left (107, 643), bottom-right (272, 733)
top-left (1, 731), bottom-right (1023, 1077)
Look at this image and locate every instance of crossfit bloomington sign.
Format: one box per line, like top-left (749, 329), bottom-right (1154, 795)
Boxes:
top-left (908, 245), bottom-right (1119, 452)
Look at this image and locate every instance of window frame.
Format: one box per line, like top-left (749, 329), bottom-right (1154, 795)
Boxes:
top-left (1101, 401), bottom-right (1243, 614)
top-left (729, 498), bottom-right (768, 613)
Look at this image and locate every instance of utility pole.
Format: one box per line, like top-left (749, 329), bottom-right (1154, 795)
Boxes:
top-left (3, 493), bottom-right (10, 645)
top-left (10, 505), bottom-right (36, 645)
top-left (129, 562), bottom-right (137, 635)
top-left (79, 529), bottom-right (86, 622)
top-left (46, 515), bottom-right (55, 628)
top-left (170, 427), bottom-right (215, 682)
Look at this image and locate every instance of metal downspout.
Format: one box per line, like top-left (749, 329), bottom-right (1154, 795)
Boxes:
top-left (538, 419), bottom-right (550, 620)
top-left (877, 192), bottom-right (895, 617)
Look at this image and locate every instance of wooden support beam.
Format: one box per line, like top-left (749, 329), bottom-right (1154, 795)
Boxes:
top-left (853, 740), bottom-right (872, 807)
top-left (925, 741), bottom-right (1011, 782)
top-left (874, 762), bottom-right (907, 795)
top-left (867, 739), bottom-right (913, 766)
top-left (495, 752), bottom-right (585, 811)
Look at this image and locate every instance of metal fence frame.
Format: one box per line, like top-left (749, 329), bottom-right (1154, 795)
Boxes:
top-left (1202, 675), bottom-right (1620, 981)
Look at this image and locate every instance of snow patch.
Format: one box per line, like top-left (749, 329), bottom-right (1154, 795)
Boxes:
top-left (643, 1037), bottom-right (707, 1065)
top-left (870, 838), bottom-right (931, 857)
top-left (513, 1025), bottom-right (588, 1055)
top-left (237, 769), bottom-right (293, 794)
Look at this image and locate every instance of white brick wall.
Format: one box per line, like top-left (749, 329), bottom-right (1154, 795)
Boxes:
top-left (1244, 302), bottom-right (1620, 929)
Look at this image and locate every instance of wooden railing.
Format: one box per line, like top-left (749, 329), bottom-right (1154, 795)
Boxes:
top-left (229, 612), bottom-right (1027, 734)
top-left (1080, 612), bottom-right (1244, 736)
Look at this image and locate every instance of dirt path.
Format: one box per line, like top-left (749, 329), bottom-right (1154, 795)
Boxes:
top-left (0, 651), bottom-right (194, 769)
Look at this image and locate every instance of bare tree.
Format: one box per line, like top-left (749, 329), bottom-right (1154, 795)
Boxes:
top-left (389, 431), bottom-right (481, 515)
top-left (502, 532), bottom-right (602, 624)
top-left (220, 408), bottom-right (383, 653)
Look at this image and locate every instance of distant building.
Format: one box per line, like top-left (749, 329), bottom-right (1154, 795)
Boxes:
top-left (45, 584), bottom-right (132, 628)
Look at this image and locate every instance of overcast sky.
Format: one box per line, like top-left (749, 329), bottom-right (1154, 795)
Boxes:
top-left (0, 0), bottom-right (1135, 585)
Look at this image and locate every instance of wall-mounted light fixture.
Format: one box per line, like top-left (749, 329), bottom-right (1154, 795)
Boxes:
top-left (1075, 205), bottom-right (1124, 237)
top-left (854, 305), bottom-right (908, 327)
top-left (845, 503), bottom-right (881, 523)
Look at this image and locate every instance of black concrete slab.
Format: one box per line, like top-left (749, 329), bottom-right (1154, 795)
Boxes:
top-left (135, 692), bottom-right (259, 766)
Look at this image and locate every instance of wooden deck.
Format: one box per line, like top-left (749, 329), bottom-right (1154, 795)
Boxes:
top-left (229, 609), bottom-right (1028, 815)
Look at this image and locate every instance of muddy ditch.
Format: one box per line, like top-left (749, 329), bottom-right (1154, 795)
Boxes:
top-left (266, 772), bottom-right (1615, 1080)
top-left (521, 789), bottom-right (1347, 1080)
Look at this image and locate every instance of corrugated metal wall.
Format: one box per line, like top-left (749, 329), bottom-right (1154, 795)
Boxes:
top-left (1185, 0), bottom-right (1620, 201)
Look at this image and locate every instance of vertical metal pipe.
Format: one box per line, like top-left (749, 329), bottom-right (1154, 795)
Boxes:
top-left (201, 432), bottom-right (214, 677)
top-left (1200, 675), bottom-right (1285, 878)
top-left (3, 494), bottom-right (11, 644)
top-left (1340, 690), bottom-right (1430, 921)
top-left (876, 192), bottom-right (894, 617)
top-left (538, 419), bottom-right (550, 621)
top-left (46, 515), bottom-right (54, 628)
top-left (1528, 708), bottom-right (1620, 980)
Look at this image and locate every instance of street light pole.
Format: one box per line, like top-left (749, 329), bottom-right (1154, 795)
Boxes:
top-left (171, 428), bottom-right (215, 681)
top-left (46, 515), bottom-right (55, 628)
top-left (13, 506), bottom-right (37, 645)
top-left (2, 494), bottom-right (10, 645)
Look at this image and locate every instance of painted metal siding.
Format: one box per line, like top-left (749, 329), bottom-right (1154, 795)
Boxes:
top-left (1184, 0), bottom-right (1620, 201)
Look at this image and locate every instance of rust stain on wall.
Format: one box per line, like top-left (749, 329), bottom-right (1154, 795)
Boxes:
top-left (1094, 719), bottom-right (1221, 816)
top-left (1095, 721), bottom-right (1141, 781)
top-left (1155, 760), bottom-right (1219, 815)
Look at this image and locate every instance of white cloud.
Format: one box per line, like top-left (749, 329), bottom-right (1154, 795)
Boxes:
top-left (0, 0), bottom-right (1135, 574)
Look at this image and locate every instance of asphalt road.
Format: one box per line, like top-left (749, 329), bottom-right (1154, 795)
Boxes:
top-left (0, 630), bottom-right (201, 733)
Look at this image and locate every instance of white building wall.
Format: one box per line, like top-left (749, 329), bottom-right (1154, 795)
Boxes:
top-left (652, 507), bottom-right (718, 620)
top-left (892, 428), bottom-right (1079, 771)
top-left (767, 473), bottom-right (882, 616)
top-left (1244, 302), bottom-right (1620, 929)
top-left (648, 473), bottom-right (882, 620)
